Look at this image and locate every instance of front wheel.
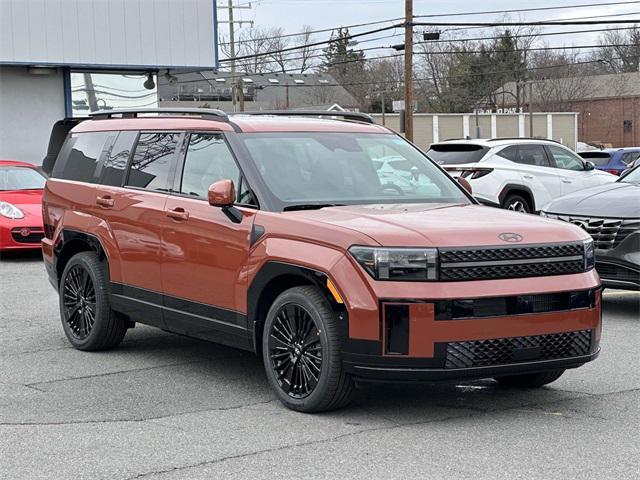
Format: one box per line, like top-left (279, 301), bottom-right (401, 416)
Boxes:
top-left (262, 286), bottom-right (354, 412)
top-left (501, 193), bottom-right (532, 213)
top-left (494, 369), bottom-right (565, 388)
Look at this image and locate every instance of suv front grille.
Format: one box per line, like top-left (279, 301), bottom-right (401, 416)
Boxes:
top-left (444, 330), bottom-right (593, 369)
top-left (549, 215), bottom-right (640, 250)
top-left (439, 242), bottom-right (585, 281)
top-left (596, 262), bottom-right (640, 284)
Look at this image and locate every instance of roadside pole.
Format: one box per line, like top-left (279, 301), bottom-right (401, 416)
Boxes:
top-left (403, 0), bottom-right (414, 141)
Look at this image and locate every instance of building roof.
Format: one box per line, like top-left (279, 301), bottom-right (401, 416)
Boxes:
top-left (158, 71), bottom-right (359, 111)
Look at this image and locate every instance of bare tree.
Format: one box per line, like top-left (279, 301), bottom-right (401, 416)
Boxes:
top-left (595, 26), bottom-right (640, 73)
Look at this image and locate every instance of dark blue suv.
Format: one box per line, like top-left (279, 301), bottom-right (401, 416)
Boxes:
top-left (579, 148), bottom-right (640, 176)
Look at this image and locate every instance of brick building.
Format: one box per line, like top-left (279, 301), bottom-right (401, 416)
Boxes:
top-left (500, 72), bottom-right (640, 148)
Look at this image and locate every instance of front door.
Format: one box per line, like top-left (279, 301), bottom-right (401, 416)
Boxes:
top-left (161, 132), bottom-right (256, 347)
top-left (545, 145), bottom-right (597, 195)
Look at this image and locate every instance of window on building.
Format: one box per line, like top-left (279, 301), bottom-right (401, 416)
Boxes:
top-left (126, 132), bottom-right (180, 191)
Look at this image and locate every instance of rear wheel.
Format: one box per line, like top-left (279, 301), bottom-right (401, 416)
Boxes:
top-left (262, 286), bottom-right (354, 412)
top-left (59, 251), bottom-right (126, 351)
top-left (494, 369), bottom-right (565, 388)
top-left (502, 193), bottom-right (532, 213)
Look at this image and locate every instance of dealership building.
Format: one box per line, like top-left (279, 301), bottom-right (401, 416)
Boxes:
top-left (0, 0), bottom-right (219, 164)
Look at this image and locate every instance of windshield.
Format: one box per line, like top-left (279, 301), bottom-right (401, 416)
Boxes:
top-left (0, 166), bottom-right (46, 191)
top-left (239, 133), bottom-right (470, 210)
top-left (620, 165), bottom-right (640, 183)
top-left (427, 144), bottom-right (489, 165)
top-left (578, 152), bottom-right (612, 166)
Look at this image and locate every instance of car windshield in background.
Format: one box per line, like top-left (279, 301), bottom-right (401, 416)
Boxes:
top-left (0, 166), bottom-right (46, 191)
top-left (620, 166), bottom-right (640, 183)
top-left (240, 133), bottom-right (470, 210)
top-left (427, 143), bottom-right (489, 165)
top-left (578, 152), bottom-right (612, 166)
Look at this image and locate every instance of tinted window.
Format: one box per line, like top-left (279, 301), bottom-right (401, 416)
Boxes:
top-left (98, 131), bottom-right (137, 187)
top-left (620, 152), bottom-right (639, 165)
top-left (126, 132), bottom-right (180, 191)
top-left (516, 145), bottom-right (550, 167)
top-left (579, 152), bottom-right (612, 166)
top-left (179, 134), bottom-right (239, 198)
top-left (0, 166), bottom-right (46, 191)
top-left (496, 145), bottom-right (518, 161)
top-left (427, 144), bottom-right (488, 165)
top-left (52, 132), bottom-right (112, 182)
top-left (548, 145), bottom-right (584, 171)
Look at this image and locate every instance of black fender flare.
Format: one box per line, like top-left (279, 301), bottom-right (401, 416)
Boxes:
top-left (498, 184), bottom-right (536, 211)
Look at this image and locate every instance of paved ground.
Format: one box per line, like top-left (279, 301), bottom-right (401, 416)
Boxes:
top-left (0, 251), bottom-right (638, 480)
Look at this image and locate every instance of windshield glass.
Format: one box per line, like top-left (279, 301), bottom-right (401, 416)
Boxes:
top-left (0, 166), bottom-right (46, 191)
top-left (239, 133), bottom-right (470, 210)
top-left (579, 152), bottom-right (612, 166)
top-left (427, 144), bottom-right (489, 165)
top-left (621, 165), bottom-right (640, 183)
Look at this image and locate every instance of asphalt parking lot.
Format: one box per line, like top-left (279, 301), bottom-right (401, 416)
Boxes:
top-left (1, 252), bottom-right (638, 480)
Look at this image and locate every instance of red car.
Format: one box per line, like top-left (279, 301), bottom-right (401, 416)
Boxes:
top-left (0, 160), bottom-right (47, 252)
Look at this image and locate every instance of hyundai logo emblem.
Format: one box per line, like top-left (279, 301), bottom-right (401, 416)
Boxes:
top-left (498, 232), bottom-right (523, 243)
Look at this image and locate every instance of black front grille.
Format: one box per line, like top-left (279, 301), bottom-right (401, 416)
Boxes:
top-left (444, 330), bottom-right (593, 369)
top-left (596, 262), bottom-right (640, 284)
top-left (439, 242), bottom-right (585, 281)
top-left (11, 228), bottom-right (44, 244)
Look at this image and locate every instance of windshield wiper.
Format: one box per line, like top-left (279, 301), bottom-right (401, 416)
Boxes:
top-left (283, 203), bottom-right (345, 211)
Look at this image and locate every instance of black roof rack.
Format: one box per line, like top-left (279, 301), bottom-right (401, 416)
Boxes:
top-left (235, 110), bottom-right (375, 124)
top-left (486, 137), bottom-right (562, 144)
top-left (89, 108), bottom-right (229, 121)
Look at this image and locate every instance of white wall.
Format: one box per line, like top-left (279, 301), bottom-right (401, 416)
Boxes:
top-left (0, 67), bottom-right (65, 164)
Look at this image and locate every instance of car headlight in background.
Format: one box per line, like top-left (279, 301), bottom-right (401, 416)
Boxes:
top-left (0, 201), bottom-right (24, 219)
top-left (583, 238), bottom-right (595, 271)
top-left (349, 246), bottom-right (438, 281)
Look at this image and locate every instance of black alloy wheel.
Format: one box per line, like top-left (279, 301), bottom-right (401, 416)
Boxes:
top-left (62, 264), bottom-right (97, 340)
top-left (268, 303), bottom-right (322, 399)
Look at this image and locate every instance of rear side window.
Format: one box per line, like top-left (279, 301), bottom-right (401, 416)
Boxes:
top-left (620, 152), bottom-right (639, 165)
top-left (579, 152), bottom-right (612, 167)
top-left (515, 145), bottom-right (551, 167)
top-left (98, 131), bottom-right (137, 187)
top-left (126, 132), bottom-right (181, 192)
top-left (427, 144), bottom-right (488, 165)
top-left (52, 131), bottom-right (112, 182)
top-left (496, 145), bottom-right (518, 161)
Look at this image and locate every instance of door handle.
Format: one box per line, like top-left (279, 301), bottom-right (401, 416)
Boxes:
top-left (562, 179), bottom-right (573, 184)
top-left (166, 207), bottom-right (189, 221)
top-left (96, 195), bottom-right (114, 208)
top-left (523, 175), bottom-right (534, 180)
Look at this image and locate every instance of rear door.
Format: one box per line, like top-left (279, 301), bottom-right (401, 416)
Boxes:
top-left (92, 131), bottom-right (182, 327)
top-left (160, 132), bottom-right (256, 346)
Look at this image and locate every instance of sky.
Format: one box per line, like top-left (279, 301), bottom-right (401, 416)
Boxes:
top-left (217, 0), bottom-right (640, 57)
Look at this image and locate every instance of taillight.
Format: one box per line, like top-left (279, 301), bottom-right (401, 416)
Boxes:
top-left (605, 169), bottom-right (621, 175)
top-left (444, 167), bottom-right (493, 179)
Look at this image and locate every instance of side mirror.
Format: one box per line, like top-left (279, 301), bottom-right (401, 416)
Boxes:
top-left (584, 161), bottom-right (595, 171)
top-left (208, 179), bottom-right (235, 207)
top-left (457, 177), bottom-right (472, 195)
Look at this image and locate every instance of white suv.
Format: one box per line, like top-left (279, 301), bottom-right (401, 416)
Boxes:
top-left (427, 138), bottom-right (616, 213)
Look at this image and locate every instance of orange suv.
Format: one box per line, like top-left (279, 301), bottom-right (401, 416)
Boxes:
top-left (42, 109), bottom-right (601, 412)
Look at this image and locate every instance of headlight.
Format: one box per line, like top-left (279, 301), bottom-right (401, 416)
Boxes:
top-left (0, 201), bottom-right (24, 219)
top-left (583, 238), bottom-right (595, 271)
top-left (349, 246), bottom-right (438, 281)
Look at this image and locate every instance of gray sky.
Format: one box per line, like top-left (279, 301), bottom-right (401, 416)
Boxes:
top-left (218, 0), bottom-right (639, 55)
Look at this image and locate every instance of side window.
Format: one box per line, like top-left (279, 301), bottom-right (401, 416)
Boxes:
top-left (548, 145), bottom-right (584, 171)
top-left (516, 145), bottom-right (550, 167)
top-left (496, 145), bottom-right (518, 161)
top-left (51, 131), bottom-right (112, 182)
top-left (179, 133), bottom-right (240, 198)
top-left (98, 131), bottom-right (137, 187)
top-left (620, 152), bottom-right (637, 165)
top-left (126, 132), bottom-right (181, 191)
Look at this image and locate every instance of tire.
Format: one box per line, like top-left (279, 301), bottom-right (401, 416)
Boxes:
top-left (501, 193), bottom-right (532, 213)
top-left (262, 285), bottom-right (355, 412)
top-left (59, 251), bottom-right (126, 351)
top-left (494, 369), bottom-right (565, 388)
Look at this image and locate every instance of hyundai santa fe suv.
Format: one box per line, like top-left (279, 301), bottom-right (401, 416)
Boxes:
top-left (428, 138), bottom-right (615, 214)
top-left (42, 109), bottom-right (602, 412)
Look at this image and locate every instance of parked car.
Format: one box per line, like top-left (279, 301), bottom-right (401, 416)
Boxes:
top-left (542, 164), bottom-right (640, 291)
top-left (578, 148), bottom-right (640, 176)
top-left (621, 155), bottom-right (640, 177)
top-left (0, 160), bottom-right (47, 252)
top-left (428, 138), bottom-right (616, 214)
top-left (42, 109), bottom-right (601, 412)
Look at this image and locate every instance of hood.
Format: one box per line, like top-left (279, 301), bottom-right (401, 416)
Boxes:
top-left (543, 182), bottom-right (640, 218)
top-left (0, 190), bottom-right (43, 219)
top-left (286, 203), bottom-right (588, 247)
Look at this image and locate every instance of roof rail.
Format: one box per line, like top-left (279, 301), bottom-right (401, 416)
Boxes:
top-left (486, 137), bottom-right (562, 144)
top-left (235, 110), bottom-right (375, 124)
top-left (89, 108), bottom-right (229, 121)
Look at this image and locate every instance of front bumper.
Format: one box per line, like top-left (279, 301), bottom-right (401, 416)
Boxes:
top-left (0, 223), bottom-right (45, 251)
top-left (595, 236), bottom-right (640, 291)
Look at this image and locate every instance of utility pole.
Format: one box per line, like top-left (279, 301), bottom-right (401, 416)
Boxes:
top-left (529, 81), bottom-right (534, 137)
top-left (381, 89), bottom-right (386, 126)
top-left (217, 2), bottom-right (253, 112)
top-left (403, 0), bottom-right (414, 142)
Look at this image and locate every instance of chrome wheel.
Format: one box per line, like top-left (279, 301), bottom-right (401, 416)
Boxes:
top-left (268, 303), bottom-right (323, 399)
top-left (62, 265), bottom-right (96, 340)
